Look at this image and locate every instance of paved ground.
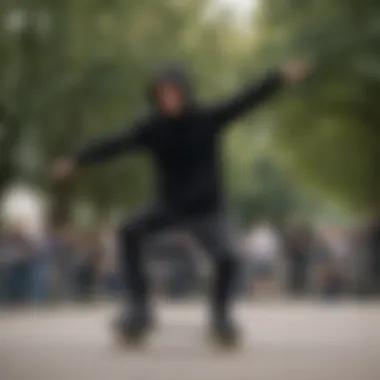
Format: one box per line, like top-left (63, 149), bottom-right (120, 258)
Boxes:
top-left (0, 301), bottom-right (380, 380)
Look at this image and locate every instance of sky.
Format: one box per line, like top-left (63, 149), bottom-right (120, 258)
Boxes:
top-left (215, 0), bottom-right (258, 26)
top-left (218, 0), bottom-right (257, 14)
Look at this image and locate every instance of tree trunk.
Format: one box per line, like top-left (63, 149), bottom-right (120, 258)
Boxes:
top-left (0, 106), bottom-right (21, 205)
top-left (49, 182), bottom-right (74, 229)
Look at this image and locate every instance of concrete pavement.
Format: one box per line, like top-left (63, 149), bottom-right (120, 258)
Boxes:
top-left (0, 301), bottom-right (379, 380)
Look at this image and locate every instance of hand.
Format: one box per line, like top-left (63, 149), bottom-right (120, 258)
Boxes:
top-left (51, 157), bottom-right (76, 182)
top-left (281, 60), bottom-right (313, 84)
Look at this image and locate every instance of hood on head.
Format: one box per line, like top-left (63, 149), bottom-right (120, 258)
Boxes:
top-left (147, 62), bottom-right (194, 109)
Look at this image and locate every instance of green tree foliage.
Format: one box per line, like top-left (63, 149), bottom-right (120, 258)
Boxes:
top-left (252, 0), bottom-right (380, 212)
top-left (0, 0), bottom-right (247, 225)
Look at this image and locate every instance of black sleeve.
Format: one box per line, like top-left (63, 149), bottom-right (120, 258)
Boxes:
top-left (209, 71), bottom-right (284, 128)
top-left (73, 120), bottom-right (150, 166)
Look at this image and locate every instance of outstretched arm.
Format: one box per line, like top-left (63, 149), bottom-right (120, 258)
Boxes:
top-left (74, 124), bottom-right (147, 166)
top-left (52, 121), bottom-right (150, 181)
top-left (209, 61), bottom-right (312, 127)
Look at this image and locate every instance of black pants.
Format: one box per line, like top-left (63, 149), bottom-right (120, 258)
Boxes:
top-left (119, 207), bottom-right (239, 319)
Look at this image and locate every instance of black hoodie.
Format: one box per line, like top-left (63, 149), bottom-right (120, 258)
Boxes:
top-left (75, 65), bottom-right (283, 216)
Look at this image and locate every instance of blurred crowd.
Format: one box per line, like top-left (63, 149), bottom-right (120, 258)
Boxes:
top-left (1, 215), bottom-right (379, 307)
top-left (0, 224), bottom-right (117, 305)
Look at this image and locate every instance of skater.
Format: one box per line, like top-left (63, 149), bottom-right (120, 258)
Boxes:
top-left (52, 60), bottom-right (311, 347)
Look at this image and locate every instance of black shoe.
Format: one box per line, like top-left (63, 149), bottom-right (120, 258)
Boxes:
top-left (209, 316), bottom-right (241, 349)
top-left (113, 305), bottom-right (154, 346)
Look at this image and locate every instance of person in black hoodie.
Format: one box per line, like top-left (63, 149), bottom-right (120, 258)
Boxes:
top-left (53, 60), bottom-right (311, 347)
